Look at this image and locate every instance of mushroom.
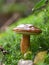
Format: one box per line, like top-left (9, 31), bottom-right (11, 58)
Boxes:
top-left (13, 24), bottom-right (42, 54)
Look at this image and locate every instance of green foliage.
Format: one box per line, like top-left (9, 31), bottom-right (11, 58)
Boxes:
top-left (0, 1), bottom-right (28, 13)
top-left (2, 3), bottom-right (27, 13)
top-left (34, 0), bottom-right (47, 10)
top-left (0, 31), bottom-right (22, 65)
top-left (0, 0), bottom-right (5, 12)
top-left (45, 54), bottom-right (49, 64)
top-left (23, 51), bottom-right (33, 60)
top-left (35, 61), bottom-right (47, 65)
top-left (0, 0), bottom-right (5, 5)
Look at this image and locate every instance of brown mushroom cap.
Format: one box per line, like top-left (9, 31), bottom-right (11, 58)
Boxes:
top-left (13, 24), bottom-right (42, 34)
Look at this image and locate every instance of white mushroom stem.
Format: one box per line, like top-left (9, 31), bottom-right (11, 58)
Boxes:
top-left (21, 34), bottom-right (30, 54)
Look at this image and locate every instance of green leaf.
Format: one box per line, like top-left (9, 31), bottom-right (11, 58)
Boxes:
top-left (33, 0), bottom-right (47, 10)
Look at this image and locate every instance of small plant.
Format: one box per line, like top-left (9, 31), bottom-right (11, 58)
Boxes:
top-left (23, 51), bottom-right (33, 60)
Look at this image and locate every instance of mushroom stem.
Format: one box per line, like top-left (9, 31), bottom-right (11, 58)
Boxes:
top-left (21, 34), bottom-right (30, 54)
